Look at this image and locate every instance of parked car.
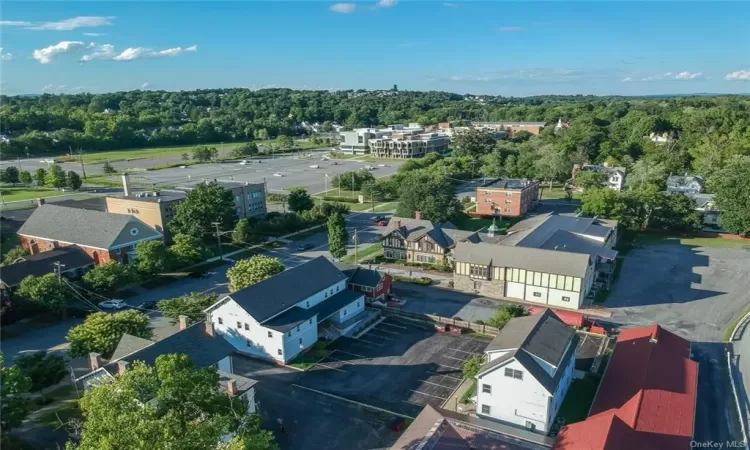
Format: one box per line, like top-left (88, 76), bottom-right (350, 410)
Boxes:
top-left (378, 164), bottom-right (386, 167)
top-left (377, 220), bottom-right (388, 227)
top-left (295, 243), bottom-right (314, 251)
top-left (135, 300), bottom-right (157, 310)
top-left (371, 215), bottom-right (387, 222)
top-left (99, 299), bottom-right (128, 310)
top-left (309, 164), bottom-right (320, 169)
top-left (239, 160), bottom-right (249, 165)
top-left (273, 173), bottom-right (284, 177)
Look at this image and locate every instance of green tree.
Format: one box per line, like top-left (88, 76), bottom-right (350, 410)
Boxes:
top-left (19, 170), bottom-right (32, 184)
top-left (0, 354), bottom-right (31, 439)
top-left (192, 145), bottom-right (213, 162)
top-left (233, 218), bottom-right (264, 245)
top-left (709, 155), bottom-right (750, 236)
top-left (511, 130), bottom-right (533, 143)
top-left (1, 166), bottom-right (19, 184)
top-left (276, 135), bottom-right (294, 149)
top-left (327, 212), bottom-right (349, 260)
top-left (479, 152), bottom-right (504, 178)
top-left (287, 187), bottom-right (314, 212)
top-left (462, 355), bottom-right (483, 379)
top-left (574, 170), bottom-right (608, 190)
top-left (17, 273), bottom-right (77, 312)
top-left (135, 240), bottom-right (172, 275)
top-left (232, 142), bottom-right (259, 158)
top-left (360, 180), bottom-right (385, 202)
top-left (227, 255), bottom-right (285, 292)
top-left (34, 167), bottom-right (47, 186)
top-left (322, 121), bottom-right (334, 132)
top-left (453, 129), bottom-right (497, 159)
top-left (181, 152), bottom-right (189, 161)
top-left (102, 161), bottom-right (117, 174)
top-left (2, 246), bottom-right (29, 265)
top-left (83, 261), bottom-right (138, 293)
top-left (395, 171), bottom-right (461, 223)
top-left (67, 170), bottom-right (83, 190)
top-left (580, 188), bottom-right (644, 230)
top-left (15, 351), bottom-right (67, 395)
top-left (331, 170), bottom-right (375, 191)
top-left (534, 144), bottom-right (570, 189)
top-left (45, 164), bottom-right (67, 188)
top-left (66, 310), bottom-right (152, 358)
top-left (650, 193), bottom-right (703, 231)
top-left (158, 292), bottom-right (219, 324)
top-left (169, 182), bottom-right (238, 238)
top-left (168, 233), bottom-right (209, 267)
top-left (70, 354), bottom-right (277, 450)
top-left (486, 304), bottom-right (527, 329)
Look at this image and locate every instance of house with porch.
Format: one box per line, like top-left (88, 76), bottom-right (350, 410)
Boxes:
top-left (381, 212), bottom-right (480, 267)
top-left (204, 256), bottom-right (367, 364)
top-left (335, 263), bottom-right (393, 302)
top-left (17, 204), bottom-right (162, 265)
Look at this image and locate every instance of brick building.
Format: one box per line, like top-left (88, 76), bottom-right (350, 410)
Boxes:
top-left (476, 179), bottom-right (540, 218)
top-left (17, 204), bottom-right (163, 266)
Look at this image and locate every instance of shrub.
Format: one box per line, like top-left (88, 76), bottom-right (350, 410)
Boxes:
top-left (322, 196), bottom-right (359, 204)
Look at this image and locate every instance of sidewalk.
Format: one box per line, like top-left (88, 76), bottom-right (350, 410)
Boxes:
top-left (441, 378), bottom-right (476, 415)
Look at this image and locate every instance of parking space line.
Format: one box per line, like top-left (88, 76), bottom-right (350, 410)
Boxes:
top-left (379, 321), bottom-right (408, 330)
top-left (428, 371), bottom-right (462, 381)
top-left (313, 363), bottom-right (347, 373)
top-left (403, 399), bottom-right (427, 408)
top-left (441, 355), bottom-right (466, 362)
top-left (418, 379), bottom-right (456, 390)
top-left (366, 333), bottom-right (393, 341)
top-left (448, 348), bottom-right (481, 355)
top-left (333, 349), bottom-right (367, 359)
top-left (410, 390), bottom-right (448, 401)
top-left (436, 363), bottom-right (461, 370)
top-left (357, 338), bottom-right (384, 347)
top-left (372, 327), bottom-right (400, 335)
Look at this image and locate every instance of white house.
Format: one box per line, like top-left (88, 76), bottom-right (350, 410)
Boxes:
top-left (576, 164), bottom-right (626, 191)
top-left (476, 310), bottom-right (578, 434)
top-left (205, 256), bottom-right (366, 364)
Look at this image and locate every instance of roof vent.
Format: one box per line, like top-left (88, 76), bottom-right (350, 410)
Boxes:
top-left (649, 337), bottom-right (658, 344)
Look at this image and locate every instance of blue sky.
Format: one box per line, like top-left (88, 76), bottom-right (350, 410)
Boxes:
top-left (2, 1), bottom-right (749, 96)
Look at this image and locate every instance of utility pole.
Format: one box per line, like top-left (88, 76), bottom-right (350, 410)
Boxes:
top-left (17, 157), bottom-right (21, 172)
top-left (212, 222), bottom-right (223, 260)
top-left (53, 261), bottom-right (66, 284)
top-left (77, 148), bottom-right (87, 180)
top-left (354, 229), bottom-right (359, 265)
top-left (351, 172), bottom-right (355, 198)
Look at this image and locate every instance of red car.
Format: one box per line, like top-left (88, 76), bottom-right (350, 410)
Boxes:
top-left (377, 220), bottom-right (388, 226)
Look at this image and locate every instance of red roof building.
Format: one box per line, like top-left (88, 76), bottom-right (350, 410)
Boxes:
top-left (553, 325), bottom-right (698, 450)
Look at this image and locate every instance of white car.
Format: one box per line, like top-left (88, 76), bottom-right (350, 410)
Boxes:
top-left (179, 165), bottom-right (187, 169)
top-left (99, 299), bottom-right (128, 310)
top-left (239, 160), bottom-right (249, 165)
top-left (309, 164), bottom-right (320, 169)
top-left (273, 173), bottom-right (284, 177)
top-left (39, 158), bottom-right (57, 164)
top-left (378, 164), bottom-right (386, 167)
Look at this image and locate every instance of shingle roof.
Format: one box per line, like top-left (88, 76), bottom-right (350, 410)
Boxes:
top-left (18, 204), bottom-right (162, 249)
top-left (483, 179), bottom-right (538, 190)
top-left (105, 321), bottom-right (234, 372)
top-left (109, 333), bottom-right (155, 361)
top-left (0, 246), bottom-right (94, 287)
top-left (384, 216), bottom-right (477, 249)
top-left (224, 256), bottom-right (348, 323)
top-left (263, 290), bottom-right (364, 332)
top-left (553, 325), bottom-right (698, 450)
top-left (334, 263), bottom-right (385, 287)
top-left (454, 241), bottom-right (591, 278)
top-left (503, 213), bottom-right (614, 247)
top-left (479, 310), bottom-right (578, 394)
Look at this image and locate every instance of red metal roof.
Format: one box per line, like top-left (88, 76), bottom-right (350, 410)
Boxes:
top-left (553, 324), bottom-right (698, 450)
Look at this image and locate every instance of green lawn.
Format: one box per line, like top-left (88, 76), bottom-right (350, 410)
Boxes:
top-left (288, 342), bottom-right (332, 370)
top-left (341, 243), bottom-right (382, 264)
top-left (57, 142), bottom-right (246, 164)
top-left (315, 188), bottom-right (361, 199)
top-left (557, 374), bottom-right (601, 426)
top-left (349, 201), bottom-right (398, 212)
top-left (540, 186), bottom-right (580, 200)
top-left (0, 187), bottom-right (70, 202)
top-left (634, 233), bottom-right (750, 249)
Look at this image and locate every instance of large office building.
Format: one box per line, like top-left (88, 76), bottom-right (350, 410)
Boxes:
top-left (338, 124), bottom-right (449, 158)
top-left (471, 121), bottom-right (547, 136)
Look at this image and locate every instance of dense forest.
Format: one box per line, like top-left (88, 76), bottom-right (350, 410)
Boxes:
top-left (1, 89), bottom-right (748, 179)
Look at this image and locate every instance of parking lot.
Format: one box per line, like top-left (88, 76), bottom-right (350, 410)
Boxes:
top-left (297, 315), bottom-right (490, 417)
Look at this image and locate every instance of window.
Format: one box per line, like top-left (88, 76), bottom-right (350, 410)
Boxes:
top-left (505, 200), bottom-right (512, 204)
top-left (470, 265), bottom-right (488, 279)
top-left (562, 296), bottom-right (571, 302)
top-left (505, 192), bottom-right (512, 197)
top-left (288, 331), bottom-right (292, 337)
top-left (246, 339), bottom-right (251, 347)
top-left (533, 292), bottom-right (542, 298)
top-left (306, 301), bottom-right (310, 307)
top-left (504, 368), bottom-right (523, 380)
top-left (237, 321), bottom-right (242, 329)
top-left (309, 319), bottom-right (312, 324)
top-left (296, 326), bottom-right (300, 332)
top-left (244, 323), bottom-right (249, 330)
top-left (277, 349), bottom-right (282, 356)
top-left (325, 292), bottom-right (328, 298)
top-left (343, 309), bottom-right (347, 315)
top-left (481, 404), bottom-right (491, 414)
top-left (267, 331), bottom-right (273, 338)
top-left (336, 285), bottom-right (340, 292)
top-left (218, 317), bottom-right (223, 325)
top-left (473, 281), bottom-right (483, 290)
top-left (482, 384), bottom-right (492, 394)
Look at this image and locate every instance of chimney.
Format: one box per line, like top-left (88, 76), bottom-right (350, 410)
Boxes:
top-left (122, 174), bottom-right (131, 196)
top-left (205, 320), bottom-right (216, 337)
top-left (89, 352), bottom-right (102, 371)
top-left (226, 379), bottom-right (238, 397)
top-left (178, 315), bottom-right (188, 330)
top-left (117, 360), bottom-right (129, 375)
top-left (414, 211), bottom-right (422, 220)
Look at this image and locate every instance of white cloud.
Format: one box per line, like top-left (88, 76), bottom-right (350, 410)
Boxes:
top-left (622, 77), bottom-right (633, 82)
top-left (498, 26), bottom-right (525, 32)
top-left (0, 21), bottom-right (34, 27)
top-left (33, 41), bottom-right (86, 64)
top-left (445, 68), bottom-right (594, 83)
top-left (80, 44), bottom-right (198, 62)
top-left (140, 82), bottom-right (150, 89)
top-left (675, 71), bottom-right (702, 80)
top-left (376, 0), bottom-right (398, 7)
top-left (28, 16), bottom-right (114, 31)
top-left (0, 48), bottom-right (13, 61)
top-left (442, 2), bottom-right (459, 7)
top-left (330, 3), bottom-right (356, 13)
top-left (725, 70), bottom-right (750, 81)
top-left (83, 32), bottom-right (105, 37)
top-left (41, 84), bottom-right (67, 93)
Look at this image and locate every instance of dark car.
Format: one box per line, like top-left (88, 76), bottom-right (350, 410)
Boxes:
top-left (295, 243), bottom-right (314, 252)
top-left (371, 215), bottom-right (387, 222)
top-left (136, 300), bottom-right (157, 310)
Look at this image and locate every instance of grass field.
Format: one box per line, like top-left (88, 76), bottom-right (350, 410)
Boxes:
top-left (540, 185), bottom-right (581, 200)
top-left (557, 374), bottom-right (601, 426)
top-left (349, 201), bottom-right (398, 212)
top-left (341, 243), bottom-right (382, 264)
top-left (634, 233), bottom-right (750, 249)
top-left (0, 187), bottom-right (70, 202)
top-left (58, 142), bottom-right (246, 164)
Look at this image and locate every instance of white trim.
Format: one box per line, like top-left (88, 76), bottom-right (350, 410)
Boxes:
top-left (203, 295), bottom-right (233, 314)
top-left (19, 232), bottom-right (162, 251)
top-left (109, 234), bottom-right (163, 250)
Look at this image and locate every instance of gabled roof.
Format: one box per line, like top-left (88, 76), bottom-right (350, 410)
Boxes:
top-left (666, 175), bottom-right (703, 193)
top-left (223, 256), bottom-right (348, 323)
top-left (335, 263), bottom-right (386, 287)
top-left (17, 204), bottom-right (162, 249)
top-left (262, 290), bottom-right (363, 332)
top-left (479, 310), bottom-right (578, 393)
top-left (553, 325), bottom-right (698, 450)
top-left (109, 333), bottom-right (155, 361)
top-left (454, 242), bottom-right (591, 278)
top-left (384, 216), bottom-right (477, 249)
top-left (0, 246), bottom-right (94, 287)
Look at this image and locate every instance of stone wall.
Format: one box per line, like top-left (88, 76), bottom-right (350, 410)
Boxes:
top-left (453, 273), bottom-right (505, 298)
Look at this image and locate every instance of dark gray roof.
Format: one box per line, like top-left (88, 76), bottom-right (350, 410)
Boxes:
top-left (666, 175), bottom-right (704, 193)
top-left (480, 310), bottom-right (578, 393)
top-left (454, 242), bottom-right (591, 278)
top-left (109, 333), bottom-right (154, 361)
top-left (0, 246), bottom-right (94, 287)
top-left (385, 216), bottom-right (477, 249)
top-left (483, 179), bottom-right (537, 190)
top-left (217, 370), bottom-right (257, 395)
top-left (105, 321), bottom-right (234, 371)
top-left (263, 290), bottom-right (363, 332)
top-left (120, 190), bottom-right (186, 203)
top-left (536, 230), bottom-right (618, 260)
top-left (225, 256), bottom-right (348, 323)
top-left (335, 263), bottom-right (386, 287)
top-left (18, 204), bottom-right (162, 249)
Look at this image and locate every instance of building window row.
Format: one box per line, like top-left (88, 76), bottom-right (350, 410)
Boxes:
top-left (415, 254), bottom-right (436, 264)
top-left (506, 268), bottom-right (581, 292)
top-left (504, 368), bottom-right (523, 380)
top-left (469, 264), bottom-right (489, 279)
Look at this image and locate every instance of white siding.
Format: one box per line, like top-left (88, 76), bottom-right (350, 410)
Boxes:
top-left (505, 282), bottom-right (525, 300)
top-left (207, 299), bottom-right (285, 362)
top-left (548, 349), bottom-right (576, 426)
top-left (217, 356), bottom-right (233, 373)
top-left (524, 285), bottom-right (548, 304)
top-left (547, 288), bottom-right (580, 309)
top-left (528, 353), bottom-right (556, 377)
top-left (333, 297), bottom-right (365, 323)
top-left (301, 280), bottom-right (348, 309)
top-left (486, 350), bottom-right (509, 362)
top-left (477, 358), bottom-right (551, 433)
top-left (282, 317), bottom-right (318, 362)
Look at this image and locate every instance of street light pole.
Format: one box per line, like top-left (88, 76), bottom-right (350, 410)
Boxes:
top-left (53, 261), bottom-right (66, 284)
top-left (212, 221), bottom-right (223, 260)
